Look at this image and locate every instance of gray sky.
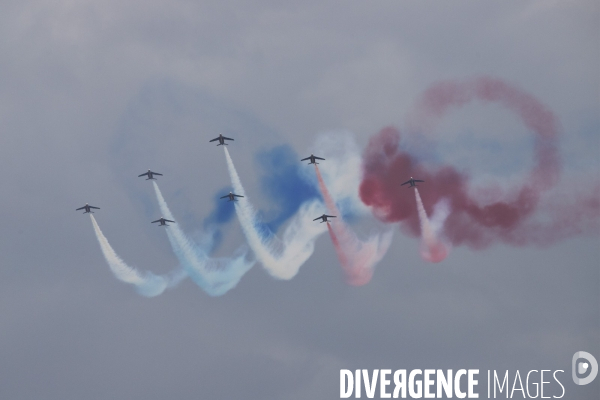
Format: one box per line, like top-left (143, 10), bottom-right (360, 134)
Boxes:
top-left (0, 1), bottom-right (598, 399)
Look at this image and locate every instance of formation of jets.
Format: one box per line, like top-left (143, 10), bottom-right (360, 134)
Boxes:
top-left (220, 192), bottom-right (244, 202)
top-left (79, 135), bottom-right (425, 227)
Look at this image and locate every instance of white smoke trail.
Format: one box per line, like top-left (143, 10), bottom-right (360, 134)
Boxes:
top-left (90, 214), bottom-right (184, 297)
top-left (430, 198), bottom-right (451, 235)
top-left (223, 147), bottom-right (327, 280)
top-left (153, 182), bottom-right (254, 296)
top-left (414, 188), bottom-right (450, 263)
top-left (300, 132), bottom-right (370, 217)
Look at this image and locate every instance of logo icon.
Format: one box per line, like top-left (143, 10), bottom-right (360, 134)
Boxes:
top-left (572, 351), bottom-right (598, 385)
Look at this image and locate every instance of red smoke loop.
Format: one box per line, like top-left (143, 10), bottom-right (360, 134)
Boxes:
top-left (359, 77), bottom-right (579, 249)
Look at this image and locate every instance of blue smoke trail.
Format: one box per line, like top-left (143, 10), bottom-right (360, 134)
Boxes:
top-left (201, 145), bottom-right (320, 252)
top-left (153, 182), bottom-right (254, 296)
top-left (90, 215), bottom-right (185, 297)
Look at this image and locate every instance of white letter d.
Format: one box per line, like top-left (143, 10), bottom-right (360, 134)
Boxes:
top-left (341, 370), bottom-right (353, 398)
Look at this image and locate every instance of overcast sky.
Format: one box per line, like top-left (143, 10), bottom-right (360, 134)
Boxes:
top-left (0, 1), bottom-right (598, 399)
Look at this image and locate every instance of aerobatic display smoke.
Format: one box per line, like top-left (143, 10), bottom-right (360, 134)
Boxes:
top-left (257, 145), bottom-right (321, 232)
top-left (152, 182), bottom-right (254, 296)
top-left (360, 77), bottom-right (599, 249)
top-left (315, 165), bottom-right (393, 285)
top-left (223, 147), bottom-right (327, 280)
top-left (90, 214), bottom-right (184, 296)
top-left (414, 188), bottom-right (449, 262)
top-left (85, 76), bottom-right (598, 295)
top-left (302, 133), bottom-right (373, 218)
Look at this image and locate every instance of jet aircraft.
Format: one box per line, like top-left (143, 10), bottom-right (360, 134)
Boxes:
top-left (151, 217), bottom-right (175, 226)
top-left (301, 154), bottom-right (325, 164)
top-left (209, 134), bottom-right (234, 146)
top-left (220, 192), bottom-right (244, 202)
top-left (401, 177), bottom-right (425, 188)
top-left (313, 214), bottom-right (336, 223)
top-left (138, 170), bottom-right (163, 180)
top-left (76, 204), bottom-right (100, 214)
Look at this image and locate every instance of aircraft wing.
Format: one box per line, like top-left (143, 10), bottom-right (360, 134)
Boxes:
top-left (151, 219), bottom-right (161, 223)
top-left (313, 216), bottom-right (322, 221)
top-left (220, 195), bottom-right (229, 199)
top-left (315, 156), bottom-right (325, 160)
top-left (300, 157), bottom-right (310, 161)
top-left (223, 136), bottom-right (234, 141)
top-left (233, 194), bottom-right (244, 198)
top-left (165, 219), bottom-right (175, 223)
top-left (325, 215), bottom-right (336, 218)
top-left (209, 137), bottom-right (219, 142)
top-left (76, 206), bottom-right (85, 211)
top-left (154, 172), bottom-right (163, 176)
top-left (138, 172), bottom-right (149, 177)
top-left (401, 180), bottom-right (411, 186)
top-left (89, 206), bottom-right (100, 209)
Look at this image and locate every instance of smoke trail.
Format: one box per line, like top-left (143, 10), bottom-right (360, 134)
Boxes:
top-left (315, 165), bottom-right (393, 285)
top-left (90, 214), bottom-right (184, 297)
top-left (152, 182), bottom-right (254, 296)
top-left (256, 144), bottom-right (321, 232)
top-left (223, 147), bottom-right (327, 280)
top-left (414, 188), bottom-right (449, 263)
top-left (301, 132), bottom-right (371, 218)
top-left (360, 77), bottom-right (598, 248)
top-left (201, 187), bottom-right (237, 253)
top-left (411, 77), bottom-right (560, 190)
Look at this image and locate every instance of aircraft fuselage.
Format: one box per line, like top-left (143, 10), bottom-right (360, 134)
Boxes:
top-left (401, 177), bottom-right (424, 188)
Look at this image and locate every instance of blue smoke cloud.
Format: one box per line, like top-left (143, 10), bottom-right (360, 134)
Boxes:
top-left (256, 145), bottom-right (321, 232)
top-left (223, 147), bottom-right (328, 280)
top-left (204, 145), bottom-right (321, 247)
top-left (201, 187), bottom-right (236, 252)
top-left (204, 187), bottom-right (236, 226)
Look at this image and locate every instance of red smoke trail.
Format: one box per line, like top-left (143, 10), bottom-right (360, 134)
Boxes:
top-left (360, 77), bottom-right (598, 248)
top-left (315, 165), bottom-right (391, 285)
top-left (326, 223), bottom-right (374, 285)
